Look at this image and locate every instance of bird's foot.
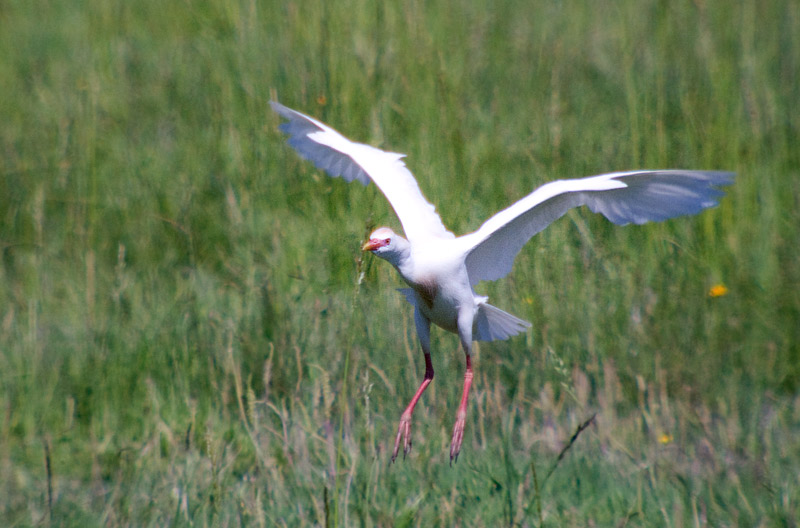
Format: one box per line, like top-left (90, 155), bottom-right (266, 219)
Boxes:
top-left (449, 410), bottom-right (467, 465)
top-left (391, 413), bottom-right (413, 464)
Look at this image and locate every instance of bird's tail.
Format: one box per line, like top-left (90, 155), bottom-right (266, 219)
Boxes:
top-left (474, 302), bottom-right (532, 342)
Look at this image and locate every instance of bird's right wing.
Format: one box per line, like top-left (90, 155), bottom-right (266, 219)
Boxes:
top-left (271, 101), bottom-right (454, 242)
top-left (460, 170), bottom-right (734, 286)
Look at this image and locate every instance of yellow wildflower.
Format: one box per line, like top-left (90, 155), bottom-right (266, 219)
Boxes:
top-left (659, 433), bottom-right (673, 444)
top-left (708, 284), bottom-right (728, 298)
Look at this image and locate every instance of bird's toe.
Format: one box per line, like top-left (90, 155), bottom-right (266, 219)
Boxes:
top-left (449, 415), bottom-right (466, 465)
top-left (391, 415), bottom-right (413, 464)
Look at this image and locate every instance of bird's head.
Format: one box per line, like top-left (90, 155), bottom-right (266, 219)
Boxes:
top-left (361, 227), bottom-right (409, 265)
top-left (362, 227), bottom-right (397, 254)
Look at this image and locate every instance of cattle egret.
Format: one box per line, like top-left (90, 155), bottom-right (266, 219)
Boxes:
top-left (271, 101), bottom-right (733, 464)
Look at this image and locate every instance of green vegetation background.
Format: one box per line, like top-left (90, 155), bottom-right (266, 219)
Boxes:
top-left (1, 0), bottom-right (798, 525)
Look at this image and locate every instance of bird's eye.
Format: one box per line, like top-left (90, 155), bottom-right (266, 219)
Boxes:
top-left (384, 238), bottom-right (391, 244)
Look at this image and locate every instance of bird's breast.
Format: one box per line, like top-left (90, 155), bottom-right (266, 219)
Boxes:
top-left (397, 244), bottom-right (474, 334)
top-left (413, 278), bottom-right (438, 311)
top-left (409, 276), bottom-right (475, 335)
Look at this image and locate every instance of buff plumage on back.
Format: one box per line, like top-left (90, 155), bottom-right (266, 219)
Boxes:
top-left (270, 102), bottom-right (454, 243)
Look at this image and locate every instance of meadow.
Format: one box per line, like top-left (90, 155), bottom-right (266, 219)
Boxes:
top-left (1, 0), bottom-right (798, 525)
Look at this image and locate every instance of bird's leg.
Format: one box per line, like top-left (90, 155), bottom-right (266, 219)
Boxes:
top-left (391, 308), bottom-right (433, 464)
top-left (392, 352), bottom-right (433, 463)
top-left (450, 312), bottom-right (475, 465)
top-left (450, 353), bottom-right (473, 465)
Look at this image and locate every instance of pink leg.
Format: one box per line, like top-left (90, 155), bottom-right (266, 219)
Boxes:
top-left (391, 352), bottom-right (434, 463)
top-left (450, 354), bottom-right (473, 464)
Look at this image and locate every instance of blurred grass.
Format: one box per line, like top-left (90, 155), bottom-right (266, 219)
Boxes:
top-left (1, 0), bottom-right (798, 525)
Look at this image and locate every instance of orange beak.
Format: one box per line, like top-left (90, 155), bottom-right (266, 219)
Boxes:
top-left (362, 238), bottom-right (387, 252)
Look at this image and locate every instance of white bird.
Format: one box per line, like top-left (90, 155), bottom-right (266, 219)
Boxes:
top-left (271, 101), bottom-right (733, 464)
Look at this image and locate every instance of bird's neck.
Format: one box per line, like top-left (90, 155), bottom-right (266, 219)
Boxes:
top-left (378, 237), bottom-right (412, 275)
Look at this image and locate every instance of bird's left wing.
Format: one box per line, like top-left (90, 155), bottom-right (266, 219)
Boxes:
top-left (460, 170), bottom-right (734, 286)
top-left (271, 101), bottom-right (454, 242)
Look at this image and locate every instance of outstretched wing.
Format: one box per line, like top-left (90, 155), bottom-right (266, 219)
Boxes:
top-left (271, 101), bottom-right (454, 242)
top-left (461, 170), bottom-right (734, 285)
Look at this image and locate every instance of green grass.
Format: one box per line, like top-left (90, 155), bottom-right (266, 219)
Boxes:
top-left (1, 0), bottom-right (799, 525)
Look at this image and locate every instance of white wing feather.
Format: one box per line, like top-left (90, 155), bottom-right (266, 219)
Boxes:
top-left (461, 170), bottom-right (734, 286)
top-left (271, 102), bottom-right (454, 242)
